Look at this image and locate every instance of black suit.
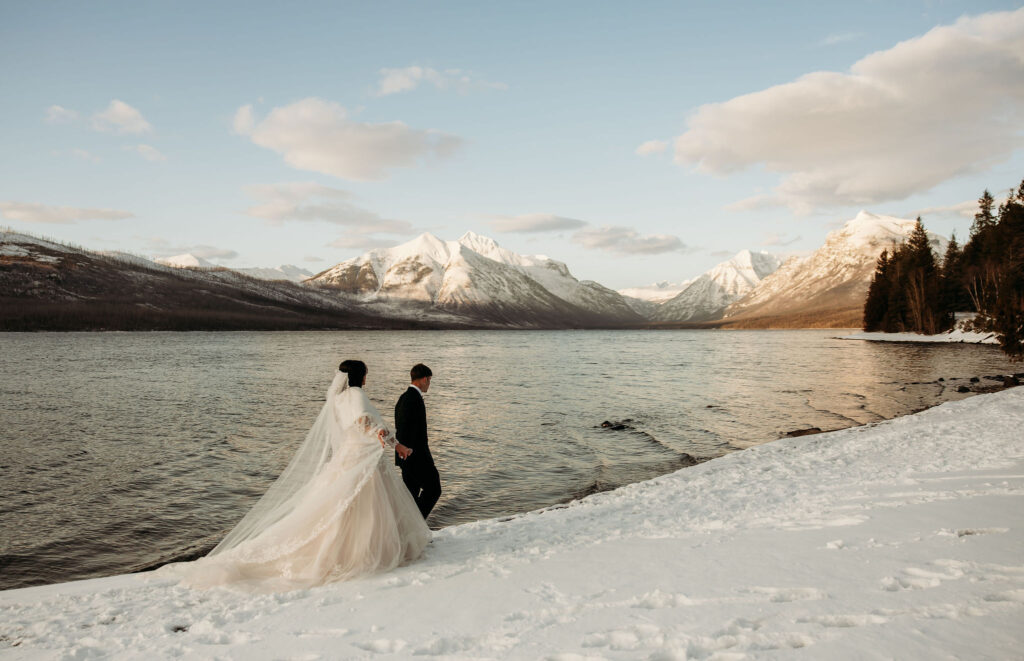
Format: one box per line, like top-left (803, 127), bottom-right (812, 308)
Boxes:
top-left (394, 386), bottom-right (441, 519)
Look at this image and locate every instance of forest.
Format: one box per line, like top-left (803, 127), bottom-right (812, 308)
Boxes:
top-left (863, 180), bottom-right (1024, 359)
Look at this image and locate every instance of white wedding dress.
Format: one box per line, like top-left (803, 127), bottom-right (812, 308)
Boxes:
top-left (167, 372), bottom-right (430, 591)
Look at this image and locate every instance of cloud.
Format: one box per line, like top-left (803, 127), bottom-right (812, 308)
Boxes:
top-left (709, 250), bottom-right (733, 258)
top-left (489, 213), bottom-right (588, 233)
top-left (374, 66), bottom-right (507, 96)
top-left (572, 226), bottom-right (688, 255)
top-left (91, 100), bottom-right (152, 134)
top-left (304, 255), bottom-right (324, 263)
top-left (0, 201), bottom-right (133, 224)
top-left (673, 8), bottom-right (1024, 213)
top-left (143, 237), bottom-right (238, 261)
top-left (760, 232), bottom-right (802, 246)
top-left (45, 105), bottom-right (78, 124)
top-left (244, 182), bottom-right (417, 252)
top-left (132, 144), bottom-right (166, 162)
top-left (819, 32), bottom-right (863, 46)
top-left (635, 140), bottom-right (668, 156)
top-left (910, 200), bottom-right (979, 219)
top-left (235, 98), bottom-right (463, 181)
top-left (232, 104), bottom-right (255, 135)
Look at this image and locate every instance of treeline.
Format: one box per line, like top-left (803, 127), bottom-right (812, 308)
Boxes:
top-left (863, 180), bottom-right (1024, 360)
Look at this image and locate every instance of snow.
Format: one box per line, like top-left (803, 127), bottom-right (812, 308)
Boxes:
top-left (617, 280), bottom-right (692, 304)
top-left (156, 253), bottom-right (220, 269)
top-left (654, 250), bottom-right (781, 321)
top-left (309, 232), bottom-right (640, 321)
top-left (235, 265), bottom-right (314, 283)
top-left (3, 388), bottom-right (1023, 659)
top-left (843, 330), bottom-right (999, 344)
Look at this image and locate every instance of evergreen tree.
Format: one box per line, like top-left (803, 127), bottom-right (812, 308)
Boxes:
top-left (971, 189), bottom-right (996, 237)
top-left (939, 233), bottom-right (963, 325)
top-left (863, 249), bottom-right (890, 331)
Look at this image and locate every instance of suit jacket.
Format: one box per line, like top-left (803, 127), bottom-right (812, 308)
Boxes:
top-left (395, 386), bottom-right (432, 467)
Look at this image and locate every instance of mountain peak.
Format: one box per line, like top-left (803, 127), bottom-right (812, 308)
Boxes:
top-left (156, 253), bottom-right (218, 268)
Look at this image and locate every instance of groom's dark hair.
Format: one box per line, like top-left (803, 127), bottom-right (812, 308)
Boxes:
top-left (339, 359), bottom-right (368, 387)
top-left (410, 363), bottom-right (432, 381)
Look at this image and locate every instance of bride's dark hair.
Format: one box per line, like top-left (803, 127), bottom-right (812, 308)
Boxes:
top-left (338, 360), bottom-right (368, 387)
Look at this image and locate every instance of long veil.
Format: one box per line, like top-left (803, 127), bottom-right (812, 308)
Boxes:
top-left (209, 371), bottom-right (350, 555)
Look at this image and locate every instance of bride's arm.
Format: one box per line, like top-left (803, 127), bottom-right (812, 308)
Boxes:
top-left (354, 414), bottom-right (413, 458)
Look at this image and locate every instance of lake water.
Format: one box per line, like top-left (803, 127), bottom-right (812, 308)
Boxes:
top-left (0, 330), bottom-right (1017, 590)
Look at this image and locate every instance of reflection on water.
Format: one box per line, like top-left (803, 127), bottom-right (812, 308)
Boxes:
top-left (0, 330), bottom-right (1016, 589)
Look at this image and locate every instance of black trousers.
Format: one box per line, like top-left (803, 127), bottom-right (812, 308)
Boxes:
top-left (400, 461), bottom-right (441, 519)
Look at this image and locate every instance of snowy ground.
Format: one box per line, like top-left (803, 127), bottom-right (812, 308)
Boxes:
top-left (842, 329), bottom-right (998, 344)
top-left (2, 388), bottom-right (1023, 660)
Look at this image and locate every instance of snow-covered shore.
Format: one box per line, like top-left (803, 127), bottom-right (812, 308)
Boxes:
top-left (3, 388), bottom-right (1023, 659)
top-left (843, 329), bottom-right (998, 344)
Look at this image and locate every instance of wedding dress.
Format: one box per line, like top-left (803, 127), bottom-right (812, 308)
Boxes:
top-left (169, 371), bottom-right (430, 591)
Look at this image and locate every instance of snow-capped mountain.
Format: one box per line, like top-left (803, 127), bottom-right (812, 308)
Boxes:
top-left (236, 265), bottom-right (314, 283)
top-left (308, 231), bottom-right (642, 326)
top-left (618, 281), bottom-right (692, 303)
top-left (724, 211), bottom-right (948, 326)
top-left (651, 250), bottom-right (782, 322)
top-left (156, 253), bottom-right (219, 268)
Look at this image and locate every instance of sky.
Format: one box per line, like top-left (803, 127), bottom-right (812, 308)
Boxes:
top-left (1, 0), bottom-right (1022, 289)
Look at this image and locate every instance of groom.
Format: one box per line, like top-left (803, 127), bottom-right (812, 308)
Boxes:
top-left (395, 363), bottom-right (441, 520)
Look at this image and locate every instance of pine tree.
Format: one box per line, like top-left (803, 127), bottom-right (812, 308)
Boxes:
top-left (939, 233), bottom-right (963, 326)
top-left (863, 249), bottom-right (890, 331)
top-left (971, 190), bottom-right (996, 237)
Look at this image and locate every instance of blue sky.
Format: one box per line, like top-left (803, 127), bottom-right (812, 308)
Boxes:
top-left (2, 1), bottom-right (1022, 289)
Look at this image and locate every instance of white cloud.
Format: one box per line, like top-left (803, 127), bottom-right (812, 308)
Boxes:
top-left (760, 232), bottom-right (802, 247)
top-left (133, 144), bottom-right (166, 162)
top-left (674, 8), bottom-right (1024, 213)
top-left (232, 104), bottom-right (255, 135)
top-left (145, 237), bottom-right (239, 261)
top-left (0, 201), bottom-right (133, 224)
top-left (45, 105), bottom-right (78, 124)
top-left (304, 255), bottom-right (324, 263)
top-left (635, 140), bottom-right (668, 156)
top-left (572, 226), bottom-right (688, 255)
top-left (819, 32), bottom-right (863, 47)
top-left (489, 213), bottom-right (588, 233)
top-left (236, 98), bottom-right (463, 181)
top-left (910, 200), bottom-right (979, 219)
top-left (91, 100), bottom-right (153, 134)
top-left (328, 234), bottom-right (403, 251)
top-left (374, 66), bottom-right (507, 96)
top-left (244, 182), bottom-right (416, 249)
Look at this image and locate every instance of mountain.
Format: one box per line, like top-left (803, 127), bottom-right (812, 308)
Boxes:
top-left (617, 281), bottom-right (692, 304)
top-left (0, 230), bottom-right (441, 331)
top-left (236, 265), bottom-right (314, 283)
top-left (308, 231), bottom-right (642, 327)
top-left (651, 250), bottom-right (782, 322)
top-left (722, 211), bottom-right (948, 328)
top-left (155, 253), bottom-right (219, 268)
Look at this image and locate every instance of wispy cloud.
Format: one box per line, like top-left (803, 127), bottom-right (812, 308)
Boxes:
top-left (760, 232), bottom-right (802, 247)
top-left (488, 213), bottom-right (587, 233)
top-left (243, 182), bottom-right (417, 252)
top-left (132, 144), bottom-right (166, 162)
top-left (572, 226), bottom-right (688, 255)
top-left (374, 66), bottom-right (507, 96)
top-left (144, 237), bottom-right (239, 261)
top-left (674, 8), bottom-right (1024, 214)
top-left (91, 100), bottom-right (152, 134)
top-left (71, 149), bottom-right (101, 163)
top-left (818, 32), bottom-right (863, 47)
top-left (234, 98), bottom-right (463, 181)
top-left (635, 140), bottom-right (668, 156)
top-left (44, 105), bottom-right (78, 124)
top-left (0, 201), bottom-right (133, 224)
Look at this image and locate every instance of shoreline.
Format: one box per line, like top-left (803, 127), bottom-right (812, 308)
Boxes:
top-left (2, 387), bottom-right (1022, 658)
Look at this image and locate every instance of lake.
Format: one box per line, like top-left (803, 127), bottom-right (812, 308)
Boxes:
top-left (0, 329), bottom-right (1017, 590)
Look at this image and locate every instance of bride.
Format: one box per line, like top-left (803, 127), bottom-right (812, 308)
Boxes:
top-left (168, 360), bottom-right (431, 591)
